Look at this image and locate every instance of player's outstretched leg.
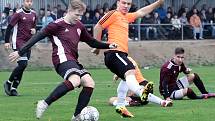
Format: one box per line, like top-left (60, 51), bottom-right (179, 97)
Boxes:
top-left (3, 80), bottom-right (12, 96)
top-left (115, 106), bottom-right (134, 118)
top-left (36, 100), bottom-right (48, 119)
top-left (141, 82), bottom-right (154, 102)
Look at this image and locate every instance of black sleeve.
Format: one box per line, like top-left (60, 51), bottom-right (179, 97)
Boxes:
top-left (162, 76), bottom-right (171, 99)
top-left (4, 24), bottom-right (13, 43)
top-left (85, 39), bottom-right (110, 49)
top-left (18, 32), bottom-right (46, 56)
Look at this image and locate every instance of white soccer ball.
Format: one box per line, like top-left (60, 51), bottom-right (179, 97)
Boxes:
top-left (79, 106), bottom-right (99, 121)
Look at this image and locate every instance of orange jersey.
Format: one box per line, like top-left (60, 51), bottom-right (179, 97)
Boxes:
top-left (98, 10), bottom-right (137, 53)
top-left (127, 57), bottom-right (146, 83)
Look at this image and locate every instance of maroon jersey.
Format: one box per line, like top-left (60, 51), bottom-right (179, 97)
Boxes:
top-left (42, 18), bottom-right (93, 68)
top-left (159, 59), bottom-right (188, 98)
top-left (10, 8), bottom-right (37, 49)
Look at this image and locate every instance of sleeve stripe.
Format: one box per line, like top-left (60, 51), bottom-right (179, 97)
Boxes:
top-left (99, 10), bottom-right (116, 25)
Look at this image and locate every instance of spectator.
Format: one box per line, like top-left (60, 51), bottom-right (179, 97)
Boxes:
top-left (57, 4), bottom-right (64, 18)
top-left (3, 3), bottom-right (11, 16)
top-left (171, 14), bottom-right (181, 39)
top-left (211, 13), bottom-right (215, 38)
top-left (81, 12), bottom-right (93, 35)
top-left (7, 9), bottom-right (14, 23)
top-left (0, 12), bottom-right (8, 43)
top-left (190, 8), bottom-right (204, 40)
top-left (86, 5), bottom-right (94, 19)
top-left (155, 5), bottom-right (167, 23)
top-left (163, 12), bottom-right (172, 39)
top-left (206, 7), bottom-right (214, 22)
top-left (93, 12), bottom-right (101, 24)
top-left (167, 6), bottom-right (174, 15)
top-left (179, 12), bottom-right (189, 25)
top-left (180, 12), bottom-right (192, 39)
top-left (37, 8), bottom-right (45, 31)
top-left (51, 7), bottom-right (57, 20)
top-left (42, 10), bottom-right (54, 28)
top-left (178, 3), bottom-right (186, 17)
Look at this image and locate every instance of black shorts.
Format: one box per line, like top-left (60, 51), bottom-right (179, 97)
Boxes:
top-left (56, 60), bottom-right (90, 80)
top-left (104, 50), bottom-right (135, 79)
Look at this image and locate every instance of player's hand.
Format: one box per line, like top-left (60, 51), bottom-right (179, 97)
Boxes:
top-left (109, 43), bottom-right (118, 49)
top-left (9, 51), bottom-right (20, 62)
top-left (186, 68), bottom-right (192, 73)
top-left (113, 74), bottom-right (119, 83)
top-left (30, 28), bottom-right (36, 34)
top-left (166, 97), bottom-right (172, 101)
top-left (91, 48), bottom-right (100, 55)
top-left (4, 43), bottom-right (11, 49)
top-left (158, 0), bottom-right (164, 4)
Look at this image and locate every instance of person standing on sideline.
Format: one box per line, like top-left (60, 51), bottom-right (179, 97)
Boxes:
top-left (4, 0), bottom-right (37, 96)
top-left (92, 0), bottom-right (164, 117)
top-left (8, 0), bottom-right (117, 120)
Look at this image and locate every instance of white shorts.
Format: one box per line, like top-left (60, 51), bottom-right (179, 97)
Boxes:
top-left (170, 76), bottom-right (190, 99)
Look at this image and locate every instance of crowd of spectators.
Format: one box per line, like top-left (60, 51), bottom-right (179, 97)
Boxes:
top-left (1, 2), bottom-right (215, 43)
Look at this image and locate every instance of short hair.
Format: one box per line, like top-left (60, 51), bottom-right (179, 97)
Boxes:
top-left (68, 0), bottom-right (86, 12)
top-left (175, 47), bottom-right (185, 54)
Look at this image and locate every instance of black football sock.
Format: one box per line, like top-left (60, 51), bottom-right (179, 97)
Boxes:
top-left (74, 87), bottom-right (94, 116)
top-left (187, 88), bottom-right (203, 99)
top-left (45, 80), bottom-right (74, 105)
top-left (9, 60), bottom-right (27, 85)
top-left (193, 73), bottom-right (208, 94)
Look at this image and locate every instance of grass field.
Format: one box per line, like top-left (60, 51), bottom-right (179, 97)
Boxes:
top-left (0, 66), bottom-right (215, 121)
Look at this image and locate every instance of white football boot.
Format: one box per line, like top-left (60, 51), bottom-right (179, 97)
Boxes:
top-left (36, 100), bottom-right (48, 119)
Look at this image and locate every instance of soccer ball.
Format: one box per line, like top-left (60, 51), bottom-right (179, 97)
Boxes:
top-left (79, 106), bottom-right (99, 121)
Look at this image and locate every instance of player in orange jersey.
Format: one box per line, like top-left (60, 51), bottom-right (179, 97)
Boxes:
top-left (108, 57), bottom-right (173, 107)
top-left (92, 0), bottom-right (165, 118)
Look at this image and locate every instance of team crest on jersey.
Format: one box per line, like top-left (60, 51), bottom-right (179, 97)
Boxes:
top-left (77, 28), bottom-right (81, 36)
top-left (23, 17), bottom-right (26, 20)
top-left (65, 28), bottom-right (69, 32)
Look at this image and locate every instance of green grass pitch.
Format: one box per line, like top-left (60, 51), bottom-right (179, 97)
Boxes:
top-left (0, 66), bottom-right (215, 121)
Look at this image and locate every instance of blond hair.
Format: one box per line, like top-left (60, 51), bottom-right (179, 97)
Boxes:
top-left (68, 0), bottom-right (86, 12)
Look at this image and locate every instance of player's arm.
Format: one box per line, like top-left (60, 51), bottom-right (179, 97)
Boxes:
top-left (4, 13), bottom-right (21, 49)
top-left (135, 0), bottom-right (164, 18)
top-left (91, 24), bottom-right (104, 55)
top-left (4, 24), bottom-right (14, 49)
top-left (85, 38), bottom-right (117, 49)
top-left (162, 72), bottom-right (171, 99)
top-left (9, 32), bottom-right (46, 62)
top-left (181, 63), bottom-right (192, 74)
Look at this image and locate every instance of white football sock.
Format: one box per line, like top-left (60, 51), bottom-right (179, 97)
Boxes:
top-left (147, 93), bottom-right (162, 105)
top-left (116, 80), bottom-right (128, 106)
top-left (125, 75), bottom-right (142, 97)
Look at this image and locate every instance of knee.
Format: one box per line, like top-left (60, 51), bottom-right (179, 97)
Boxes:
top-left (186, 73), bottom-right (195, 82)
top-left (68, 74), bottom-right (81, 88)
top-left (125, 70), bottom-right (135, 77)
top-left (81, 74), bottom-right (95, 88)
top-left (183, 88), bottom-right (189, 96)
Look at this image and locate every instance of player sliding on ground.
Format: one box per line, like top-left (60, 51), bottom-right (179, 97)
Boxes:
top-left (92, 0), bottom-right (165, 118)
top-left (159, 47), bottom-right (215, 100)
top-left (8, 0), bottom-right (117, 120)
top-left (108, 57), bottom-right (173, 108)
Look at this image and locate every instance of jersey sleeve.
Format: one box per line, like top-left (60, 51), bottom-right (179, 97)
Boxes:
top-left (181, 63), bottom-right (189, 74)
top-left (9, 13), bottom-right (21, 26)
top-left (98, 10), bottom-right (116, 28)
top-left (80, 25), bottom-right (94, 42)
top-left (42, 22), bottom-right (58, 36)
top-left (126, 12), bottom-right (138, 23)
